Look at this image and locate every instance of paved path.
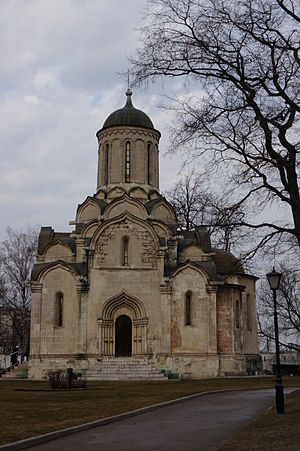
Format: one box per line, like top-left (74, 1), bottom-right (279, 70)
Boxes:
top-left (27, 388), bottom-right (295, 451)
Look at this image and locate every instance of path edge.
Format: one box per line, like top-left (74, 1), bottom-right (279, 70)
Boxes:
top-left (214, 387), bottom-right (300, 450)
top-left (1, 385), bottom-right (299, 450)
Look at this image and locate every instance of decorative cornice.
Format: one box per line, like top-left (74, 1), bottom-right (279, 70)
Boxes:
top-left (97, 127), bottom-right (160, 142)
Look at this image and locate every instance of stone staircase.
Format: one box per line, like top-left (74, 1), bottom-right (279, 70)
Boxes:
top-left (1, 362), bottom-right (28, 379)
top-left (85, 358), bottom-right (167, 381)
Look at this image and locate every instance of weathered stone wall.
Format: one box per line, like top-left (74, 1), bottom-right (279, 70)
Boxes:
top-left (29, 111), bottom-right (260, 380)
top-left (161, 354), bottom-right (219, 379)
top-left (39, 268), bottom-right (78, 356)
top-left (29, 267), bottom-right (79, 378)
top-left (226, 274), bottom-right (259, 356)
top-left (93, 218), bottom-right (157, 269)
top-left (171, 267), bottom-right (213, 354)
top-left (217, 287), bottom-right (233, 354)
top-left (96, 127), bottom-right (160, 195)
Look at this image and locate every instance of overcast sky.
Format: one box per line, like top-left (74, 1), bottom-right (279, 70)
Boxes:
top-left (0, 0), bottom-right (185, 240)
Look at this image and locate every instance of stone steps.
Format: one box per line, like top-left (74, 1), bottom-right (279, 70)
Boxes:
top-left (1, 362), bottom-right (28, 379)
top-left (85, 358), bottom-right (167, 381)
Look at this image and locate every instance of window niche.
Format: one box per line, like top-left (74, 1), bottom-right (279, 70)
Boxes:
top-left (235, 299), bottom-right (240, 329)
top-left (247, 294), bottom-right (252, 331)
top-left (55, 292), bottom-right (63, 327)
top-left (122, 237), bottom-right (129, 266)
top-left (147, 143), bottom-right (151, 185)
top-left (185, 292), bottom-right (192, 326)
top-left (105, 143), bottom-right (109, 185)
top-left (125, 141), bottom-right (131, 183)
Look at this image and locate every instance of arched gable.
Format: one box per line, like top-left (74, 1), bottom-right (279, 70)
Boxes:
top-left (149, 189), bottom-right (160, 200)
top-left (91, 211), bottom-right (159, 248)
top-left (35, 260), bottom-right (79, 284)
top-left (104, 194), bottom-right (148, 221)
top-left (128, 186), bottom-right (148, 201)
top-left (81, 220), bottom-right (99, 238)
top-left (90, 212), bottom-right (159, 268)
top-left (77, 197), bottom-right (101, 223)
top-left (179, 243), bottom-right (205, 262)
top-left (107, 186), bottom-right (126, 200)
top-left (95, 189), bottom-right (106, 200)
top-left (43, 241), bottom-right (74, 262)
top-left (149, 198), bottom-right (176, 223)
top-left (151, 219), bottom-right (173, 236)
top-left (171, 260), bottom-right (210, 283)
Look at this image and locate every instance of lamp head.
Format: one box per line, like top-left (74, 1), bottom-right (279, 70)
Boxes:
top-left (266, 267), bottom-right (282, 291)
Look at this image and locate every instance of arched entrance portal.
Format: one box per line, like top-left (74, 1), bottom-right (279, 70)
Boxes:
top-left (115, 315), bottom-right (132, 357)
top-left (98, 291), bottom-right (148, 357)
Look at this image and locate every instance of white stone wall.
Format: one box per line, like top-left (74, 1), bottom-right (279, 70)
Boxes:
top-left (29, 114), bottom-right (260, 380)
top-left (96, 127), bottom-right (160, 196)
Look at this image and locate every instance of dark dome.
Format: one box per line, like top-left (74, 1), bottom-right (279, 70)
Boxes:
top-left (101, 89), bottom-right (154, 130)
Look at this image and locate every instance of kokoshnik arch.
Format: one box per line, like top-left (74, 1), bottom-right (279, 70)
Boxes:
top-left (29, 89), bottom-right (260, 379)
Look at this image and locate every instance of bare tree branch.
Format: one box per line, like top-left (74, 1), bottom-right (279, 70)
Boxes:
top-left (131, 0), bottom-right (300, 248)
top-left (0, 227), bottom-right (38, 356)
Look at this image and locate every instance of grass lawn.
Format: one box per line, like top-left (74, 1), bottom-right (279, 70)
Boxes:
top-left (218, 388), bottom-right (300, 450)
top-left (0, 376), bottom-right (300, 446)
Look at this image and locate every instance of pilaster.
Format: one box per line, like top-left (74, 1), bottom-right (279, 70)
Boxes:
top-left (30, 282), bottom-right (43, 357)
top-left (206, 284), bottom-right (219, 353)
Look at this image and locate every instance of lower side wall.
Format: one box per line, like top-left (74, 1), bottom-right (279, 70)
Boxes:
top-left (29, 356), bottom-right (95, 380)
top-left (158, 354), bottom-right (220, 379)
top-left (157, 353), bottom-right (262, 378)
top-left (29, 352), bottom-right (262, 380)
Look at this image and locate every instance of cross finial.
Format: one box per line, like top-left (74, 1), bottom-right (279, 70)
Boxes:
top-left (126, 69), bottom-right (132, 102)
top-left (127, 69), bottom-right (130, 90)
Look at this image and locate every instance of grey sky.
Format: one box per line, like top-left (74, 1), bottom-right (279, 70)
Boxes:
top-left (0, 0), bottom-right (183, 239)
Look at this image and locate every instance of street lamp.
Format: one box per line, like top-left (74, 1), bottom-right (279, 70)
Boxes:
top-left (266, 267), bottom-right (284, 415)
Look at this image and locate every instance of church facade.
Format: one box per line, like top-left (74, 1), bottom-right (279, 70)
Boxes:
top-left (29, 90), bottom-right (260, 380)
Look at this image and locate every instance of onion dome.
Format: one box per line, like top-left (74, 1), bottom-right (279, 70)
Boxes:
top-left (101, 89), bottom-right (154, 130)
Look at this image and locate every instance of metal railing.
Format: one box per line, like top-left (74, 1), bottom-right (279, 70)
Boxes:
top-left (0, 351), bottom-right (20, 374)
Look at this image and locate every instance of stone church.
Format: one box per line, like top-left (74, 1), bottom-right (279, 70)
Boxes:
top-left (29, 89), bottom-right (260, 380)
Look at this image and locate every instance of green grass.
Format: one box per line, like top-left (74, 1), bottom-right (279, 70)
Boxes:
top-left (0, 376), bottom-right (300, 446)
top-left (218, 388), bottom-right (300, 450)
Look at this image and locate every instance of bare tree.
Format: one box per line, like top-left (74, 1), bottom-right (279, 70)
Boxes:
top-left (132, 0), bottom-right (300, 250)
top-left (166, 171), bottom-right (247, 251)
top-left (257, 263), bottom-right (300, 351)
top-left (0, 227), bottom-right (38, 356)
top-left (166, 172), bottom-right (211, 231)
top-left (210, 196), bottom-right (247, 252)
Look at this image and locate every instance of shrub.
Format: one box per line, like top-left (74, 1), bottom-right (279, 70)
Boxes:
top-left (48, 370), bottom-right (68, 389)
top-left (48, 369), bottom-right (87, 389)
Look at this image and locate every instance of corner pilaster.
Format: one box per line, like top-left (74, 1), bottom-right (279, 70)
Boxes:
top-left (30, 282), bottom-right (43, 357)
top-left (206, 284), bottom-right (219, 353)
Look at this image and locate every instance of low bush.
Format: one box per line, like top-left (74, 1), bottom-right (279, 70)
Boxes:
top-left (48, 369), bottom-right (87, 389)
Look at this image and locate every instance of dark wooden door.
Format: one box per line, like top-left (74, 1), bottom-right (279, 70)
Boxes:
top-left (115, 315), bottom-right (132, 357)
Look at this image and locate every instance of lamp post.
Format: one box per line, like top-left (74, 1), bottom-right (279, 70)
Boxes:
top-left (266, 267), bottom-right (284, 415)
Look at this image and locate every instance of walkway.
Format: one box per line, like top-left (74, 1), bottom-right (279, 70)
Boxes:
top-left (26, 388), bottom-right (295, 451)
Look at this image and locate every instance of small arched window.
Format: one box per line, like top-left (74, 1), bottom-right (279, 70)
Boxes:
top-left (235, 299), bottom-right (240, 329)
top-left (185, 292), bottom-right (191, 326)
top-left (247, 294), bottom-right (252, 331)
top-left (55, 292), bottom-right (63, 327)
top-left (147, 143), bottom-right (151, 184)
top-left (105, 143), bottom-right (109, 185)
top-left (125, 141), bottom-right (130, 183)
top-left (123, 237), bottom-right (129, 266)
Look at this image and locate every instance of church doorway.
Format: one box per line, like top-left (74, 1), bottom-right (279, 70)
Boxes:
top-left (115, 315), bottom-right (132, 357)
